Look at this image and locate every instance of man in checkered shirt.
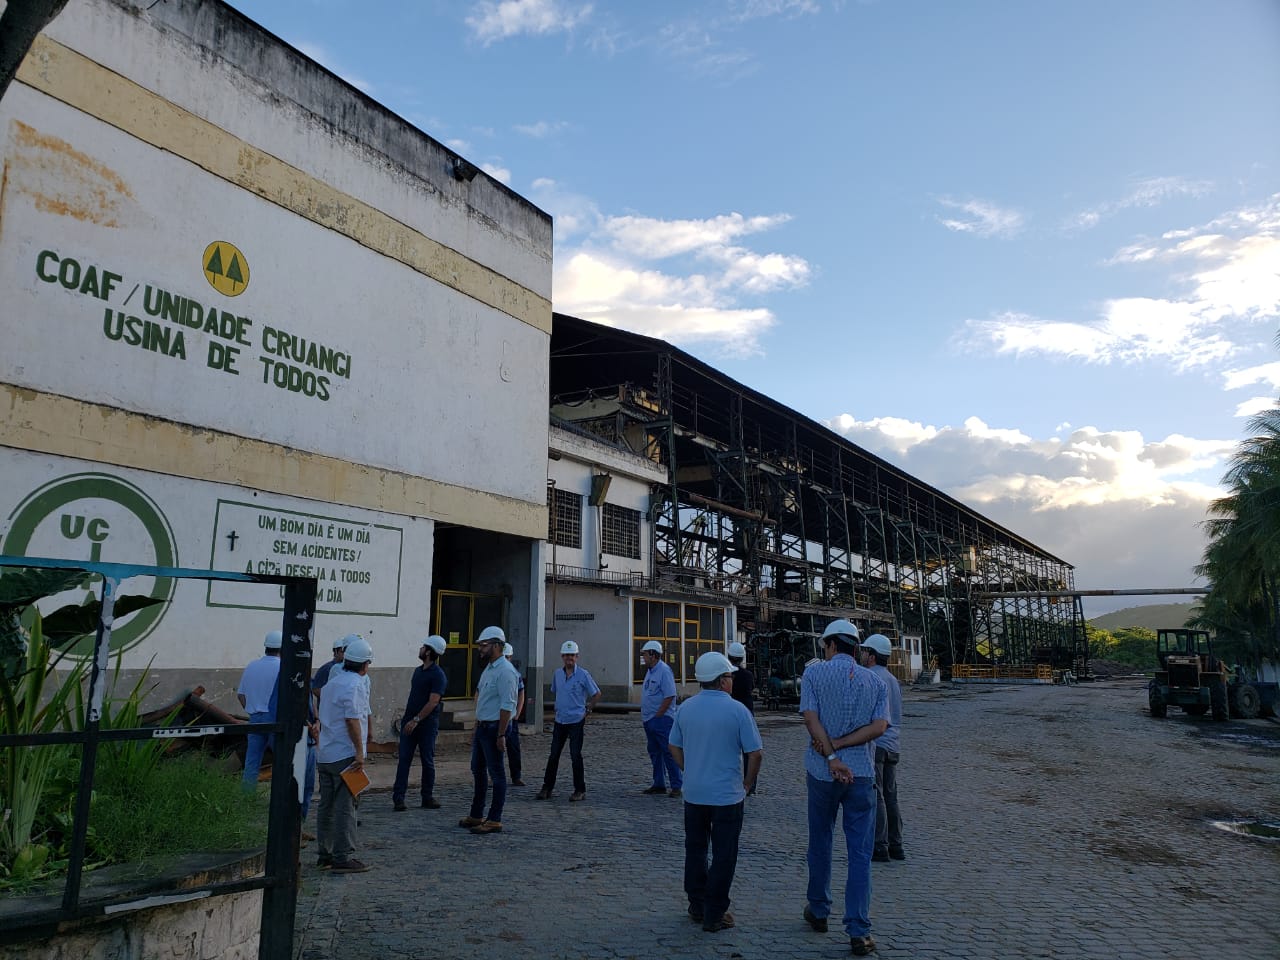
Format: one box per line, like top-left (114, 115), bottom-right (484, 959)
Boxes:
top-left (799, 619), bottom-right (890, 956)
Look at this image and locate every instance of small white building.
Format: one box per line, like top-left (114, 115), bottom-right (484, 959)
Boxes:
top-left (545, 420), bottom-right (737, 703)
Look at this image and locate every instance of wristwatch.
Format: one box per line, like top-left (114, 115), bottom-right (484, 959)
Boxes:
top-left (825, 752), bottom-right (837, 762)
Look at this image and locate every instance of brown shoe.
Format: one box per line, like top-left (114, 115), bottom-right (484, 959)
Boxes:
top-left (458, 816), bottom-right (484, 828)
top-left (330, 858), bottom-right (370, 873)
top-left (469, 819), bottom-right (503, 834)
top-left (850, 935), bottom-right (877, 955)
top-left (702, 911), bottom-right (735, 933)
top-left (569, 791), bottom-right (586, 802)
top-left (668, 788), bottom-right (683, 798)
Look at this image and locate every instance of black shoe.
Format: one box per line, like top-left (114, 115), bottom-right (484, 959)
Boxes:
top-left (642, 785), bottom-right (667, 795)
top-left (536, 788), bottom-right (551, 800)
top-left (702, 911), bottom-right (736, 933)
top-left (850, 934), bottom-right (877, 955)
top-left (889, 847), bottom-right (905, 860)
top-left (316, 856), bottom-right (333, 870)
top-left (511, 778), bottom-right (526, 786)
top-left (803, 905), bottom-right (828, 933)
top-left (687, 904), bottom-right (704, 923)
top-left (393, 800), bottom-right (407, 812)
top-left (421, 797), bottom-right (442, 809)
top-left (872, 849), bottom-right (891, 862)
top-left (667, 788), bottom-right (682, 798)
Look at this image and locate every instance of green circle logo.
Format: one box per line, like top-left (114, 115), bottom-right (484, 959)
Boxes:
top-left (1, 473), bottom-right (178, 656)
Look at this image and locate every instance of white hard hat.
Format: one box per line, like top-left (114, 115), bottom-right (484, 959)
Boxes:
top-left (560, 640), bottom-right (579, 655)
top-left (503, 643), bottom-right (514, 657)
top-left (641, 640), bottom-right (663, 655)
top-left (264, 630), bottom-right (283, 650)
top-left (695, 651), bottom-right (737, 683)
top-left (862, 634), bottom-right (892, 658)
top-left (344, 636), bottom-right (374, 664)
top-left (821, 619), bottom-right (860, 642)
top-left (422, 635), bottom-right (447, 656)
top-left (335, 634), bottom-right (359, 650)
top-left (727, 641), bottom-right (746, 659)
top-left (477, 625), bottom-right (506, 644)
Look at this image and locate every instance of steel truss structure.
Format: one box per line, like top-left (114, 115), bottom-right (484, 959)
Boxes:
top-left (550, 315), bottom-right (1087, 674)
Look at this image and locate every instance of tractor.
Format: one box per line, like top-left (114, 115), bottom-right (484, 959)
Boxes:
top-left (1148, 628), bottom-right (1228, 720)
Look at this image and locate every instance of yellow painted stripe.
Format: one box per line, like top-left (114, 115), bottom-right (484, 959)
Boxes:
top-left (16, 35), bottom-right (552, 335)
top-left (0, 386), bottom-right (548, 541)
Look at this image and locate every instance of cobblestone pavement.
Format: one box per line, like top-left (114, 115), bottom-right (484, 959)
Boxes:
top-left (294, 680), bottom-right (1280, 959)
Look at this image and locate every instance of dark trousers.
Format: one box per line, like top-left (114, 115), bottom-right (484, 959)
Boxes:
top-left (874, 746), bottom-right (902, 853)
top-left (506, 721), bottom-right (522, 780)
top-left (469, 722), bottom-right (507, 823)
top-left (392, 714), bottom-right (440, 804)
top-left (683, 800), bottom-right (744, 923)
top-left (541, 719), bottom-right (586, 793)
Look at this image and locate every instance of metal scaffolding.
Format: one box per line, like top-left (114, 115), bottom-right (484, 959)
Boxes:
top-left (550, 315), bottom-right (1087, 675)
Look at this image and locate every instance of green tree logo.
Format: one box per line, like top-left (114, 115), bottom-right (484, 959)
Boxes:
top-left (202, 241), bottom-right (251, 297)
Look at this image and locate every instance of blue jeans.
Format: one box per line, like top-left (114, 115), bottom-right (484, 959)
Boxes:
top-left (643, 715), bottom-right (682, 789)
top-left (469, 721), bottom-right (507, 822)
top-left (806, 774), bottom-right (877, 938)
top-left (683, 800), bottom-right (744, 922)
top-left (393, 714), bottom-right (440, 804)
top-left (242, 711), bottom-right (273, 790)
top-left (541, 719), bottom-right (586, 793)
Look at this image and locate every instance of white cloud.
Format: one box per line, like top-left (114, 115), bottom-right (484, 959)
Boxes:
top-left (966, 194), bottom-right (1280, 370)
top-left (1235, 397), bottom-right (1278, 418)
top-left (481, 163), bottom-right (512, 185)
top-left (466, 0), bottom-right (593, 44)
top-left (1223, 359), bottom-right (1280, 391)
top-left (533, 185), bottom-right (809, 356)
top-left (1067, 176), bottom-right (1213, 231)
top-left (515, 120), bottom-right (569, 138)
top-left (828, 414), bottom-right (1231, 591)
top-left (730, 0), bottom-right (822, 21)
top-left (936, 197), bottom-right (1024, 238)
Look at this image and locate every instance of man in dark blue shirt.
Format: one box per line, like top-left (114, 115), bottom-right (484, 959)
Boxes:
top-left (392, 635), bottom-right (449, 811)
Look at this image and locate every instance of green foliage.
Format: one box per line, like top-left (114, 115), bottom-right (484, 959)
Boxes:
top-left (0, 613), bottom-right (84, 880)
top-left (1087, 624), bottom-right (1158, 668)
top-left (92, 753), bottom-right (267, 870)
top-left (0, 567), bottom-right (91, 679)
top-left (1195, 391), bottom-right (1280, 667)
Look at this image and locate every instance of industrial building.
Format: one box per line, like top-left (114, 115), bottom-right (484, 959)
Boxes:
top-left (546, 313), bottom-right (1087, 696)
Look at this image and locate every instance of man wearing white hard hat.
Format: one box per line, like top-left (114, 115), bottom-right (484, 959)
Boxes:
top-left (392, 635), bottom-right (448, 812)
top-left (799, 619), bottom-right (888, 956)
top-left (310, 634), bottom-right (351, 711)
top-left (316, 635), bottom-right (374, 873)
top-left (460, 625), bottom-right (519, 835)
top-left (237, 629), bottom-right (283, 790)
top-left (668, 651), bottom-right (763, 934)
top-left (860, 634), bottom-right (904, 862)
top-left (639, 640), bottom-right (682, 797)
top-left (535, 639), bottom-right (601, 802)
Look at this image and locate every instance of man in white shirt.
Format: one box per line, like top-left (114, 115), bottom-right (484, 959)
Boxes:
top-left (236, 629), bottom-right (282, 790)
top-left (316, 636), bottom-right (374, 873)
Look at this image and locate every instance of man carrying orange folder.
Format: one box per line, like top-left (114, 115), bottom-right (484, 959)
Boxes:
top-left (316, 635), bottom-right (375, 873)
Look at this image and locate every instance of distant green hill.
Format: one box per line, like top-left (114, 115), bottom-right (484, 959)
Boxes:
top-left (1089, 602), bottom-right (1197, 632)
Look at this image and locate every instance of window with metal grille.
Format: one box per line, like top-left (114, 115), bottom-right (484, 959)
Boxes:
top-left (602, 503), bottom-right (641, 559)
top-left (548, 488), bottom-right (582, 548)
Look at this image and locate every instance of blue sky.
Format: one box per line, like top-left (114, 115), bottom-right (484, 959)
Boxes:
top-left (227, 0), bottom-right (1280, 613)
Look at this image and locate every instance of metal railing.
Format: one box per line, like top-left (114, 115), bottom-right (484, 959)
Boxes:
top-left (0, 555), bottom-right (316, 960)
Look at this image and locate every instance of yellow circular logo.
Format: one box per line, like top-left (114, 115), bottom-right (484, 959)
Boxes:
top-left (202, 241), bottom-right (250, 297)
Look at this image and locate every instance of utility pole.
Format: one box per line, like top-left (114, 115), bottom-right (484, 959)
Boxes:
top-left (0, 0), bottom-right (71, 102)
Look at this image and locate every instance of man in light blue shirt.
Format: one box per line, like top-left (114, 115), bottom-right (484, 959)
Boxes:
top-left (640, 640), bottom-right (682, 796)
top-left (669, 651), bottom-right (762, 934)
top-left (461, 625), bottom-right (519, 835)
top-left (536, 639), bottom-right (601, 802)
top-left (316, 636), bottom-right (373, 873)
top-left (861, 634), bottom-right (905, 862)
top-left (800, 619), bottom-right (889, 956)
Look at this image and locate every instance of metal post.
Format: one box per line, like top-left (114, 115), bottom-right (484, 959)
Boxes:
top-left (259, 578), bottom-right (316, 960)
top-left (62, 573), bottom-right (117, 913)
